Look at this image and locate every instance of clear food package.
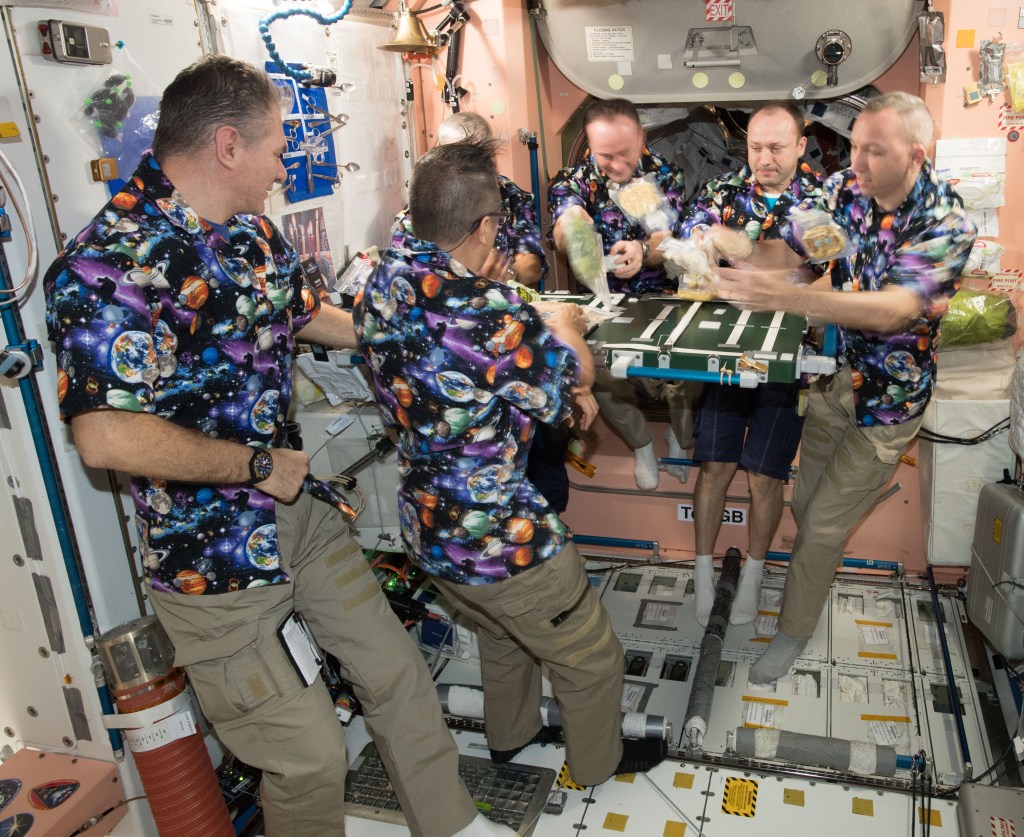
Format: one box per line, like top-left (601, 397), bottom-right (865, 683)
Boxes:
top-left (608, 174), bottom-right (676, 233)
top-left (659, 237), bottom-right (719, 300)
top-left (659, 227), bottom-right (753, 301)
top-left (788, 206), bottom-right (853, 263)
top-left (561, 209), bottom-right (613, 304)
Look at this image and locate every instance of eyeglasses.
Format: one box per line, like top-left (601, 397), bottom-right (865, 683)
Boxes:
top-left (468, 211), bottom-right (505, 233)
top-left (449, 211), bottom-right (505, 252)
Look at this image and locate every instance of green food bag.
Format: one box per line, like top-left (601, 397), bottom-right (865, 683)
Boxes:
top-left (938, 288), bottom-right (1017, 348)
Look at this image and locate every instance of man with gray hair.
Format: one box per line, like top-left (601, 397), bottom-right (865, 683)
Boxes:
top-left (717, 92), bottom-right (976, 683)
top-left (46, 54), bottom-right (513, 837)
top-left (356, 140), bottom-right (667, 788)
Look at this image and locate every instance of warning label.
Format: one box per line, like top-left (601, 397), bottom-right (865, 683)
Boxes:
top-left (721, 777), bottom-right (758, 816)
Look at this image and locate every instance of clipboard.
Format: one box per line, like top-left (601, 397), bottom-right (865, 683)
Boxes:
top-left (277, 611), bottom-right (324, 687)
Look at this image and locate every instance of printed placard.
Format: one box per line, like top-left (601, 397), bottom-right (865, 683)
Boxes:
top-left (585, 26), bottom-right (635, 62)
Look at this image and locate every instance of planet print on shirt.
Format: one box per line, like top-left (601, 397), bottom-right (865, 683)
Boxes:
top-left (246, 524), bottom-right (280, 571)
top-left (249, 390), bottom-right (279, 435)
top-left (109, 331), bottom-right (156, 384)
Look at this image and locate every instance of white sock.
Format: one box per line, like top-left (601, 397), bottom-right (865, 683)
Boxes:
top-left (664, 427), bottom-right (690, 483)
top-left (730, 557), bottom-right (764, 625)
top-left (694, 554), bottom-right (715, 627)
top-left (452, 812), bottom-right (517, 836)
top-left (633, 441), bottom-right (660, 490)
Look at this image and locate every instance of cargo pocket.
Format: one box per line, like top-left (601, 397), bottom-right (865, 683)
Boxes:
top-left (186, 622), bottom-right (305, 725)
top-left (861, 417), bottom-right (923, 465)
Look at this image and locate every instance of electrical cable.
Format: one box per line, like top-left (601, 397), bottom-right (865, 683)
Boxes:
top-left (924, 775), bottom-right (933, 837)
top-left (373, 562), bottom-right (409, 582)
top-left (937, 697), bottom-right (1024, 797)
top-left (983, 753), bottom-right (1024, 786)
top-left (990, 579), bottom-right (1024, 629)
top-left (354, 409), bottom-right (393, 543)
top-left (67, 795), bottom-right (148, 835)
top-left (918, 417), bottom-right (1009, 445)
top-left (0, 147), bottom-right (39, 304)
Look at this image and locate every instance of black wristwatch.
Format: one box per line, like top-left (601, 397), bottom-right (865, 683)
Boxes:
top-left (247, 448), bottom-right (274, 484)
top-left (639, 239), bottom-right (650, 265)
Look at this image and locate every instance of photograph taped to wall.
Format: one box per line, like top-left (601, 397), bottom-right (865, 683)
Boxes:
top-left (283, 206), bottom-right (337, 286)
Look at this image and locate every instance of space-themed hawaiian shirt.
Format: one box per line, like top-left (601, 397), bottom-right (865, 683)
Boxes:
top-left (45, 152), bottom-right (319, 595)
top-left (679, 162), bottom-right (826, 270)
top-left (392, 176), bottom-right (546, 279)
top-left (825, 161), bottom-right (976, 426)
top-left (547, 147), bottom-right (685, 296)
top-left (353, 246), bottom-right (580, 585)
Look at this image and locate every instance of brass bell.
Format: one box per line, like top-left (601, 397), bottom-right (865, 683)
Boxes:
top-left (379, 3), bottom-right (435, 53)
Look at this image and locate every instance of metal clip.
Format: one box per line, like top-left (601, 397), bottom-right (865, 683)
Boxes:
top-left (738, 353), bottom-right (768, 375)
top-left (1, 340), bottom-right (43, 379)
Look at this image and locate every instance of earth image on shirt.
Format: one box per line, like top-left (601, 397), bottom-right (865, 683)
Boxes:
top-left (249, 390), bottom-right (279, 434)
top-left (882, 350), bottom-right (918, 382)
top-left (245, 524), bottom-right (280, 570)
top-left (110, 331), bottom-right (155, 384)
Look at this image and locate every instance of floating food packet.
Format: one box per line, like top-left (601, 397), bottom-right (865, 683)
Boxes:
top-left (562, 209), bottom-right (614, 305)
top-left (659, 227), bottom-right (752, 301)
top-left (608, 174), bottom-right (676, 233)
top-left (788, 206), bottom-right (853, 263)
top-left (659, 237), bottom-right (720, 300)
top-left (706, 226), bottom-right (754, 263)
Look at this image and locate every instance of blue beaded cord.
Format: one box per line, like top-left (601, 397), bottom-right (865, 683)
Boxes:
top-left (258, 1), bottom-right (355, 82)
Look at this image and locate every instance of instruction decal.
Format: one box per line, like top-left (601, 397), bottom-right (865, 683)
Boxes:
top-left (585, 26), bottom-right (635, 62)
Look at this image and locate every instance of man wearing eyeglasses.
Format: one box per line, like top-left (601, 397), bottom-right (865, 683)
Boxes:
top-left (549, 98), bottom-right (696, 492)
top-left (355, 140), bottom-right (667, 787)
top-left (392, 114), bottom-right (573, 515)
top-left (392, 111), bottom-right (544, 288)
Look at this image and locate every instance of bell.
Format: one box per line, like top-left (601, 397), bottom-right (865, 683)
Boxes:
top-left (379, 7), bottom-right (435, 53)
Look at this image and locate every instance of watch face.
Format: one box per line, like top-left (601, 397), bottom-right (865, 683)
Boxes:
top-left (251, 449), bottom-right (274, 482)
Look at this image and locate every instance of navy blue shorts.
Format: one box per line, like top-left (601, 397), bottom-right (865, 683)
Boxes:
top-left (693, 382), bottom-right (804, 481)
